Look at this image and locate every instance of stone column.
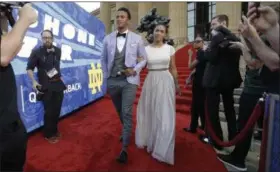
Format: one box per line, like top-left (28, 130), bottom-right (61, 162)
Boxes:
top-left (100, 2), bottom-right (111, 34)
top-left (168, 2), bottom-right (187, 48)
top-left (138, 3), bottom-right (153, 23)
top-left (127, 3), bottom-right (138, 32)
top-left (216, 2), bottom-right (242, 34)
top-left (116, 2), bottom-right (126, 10)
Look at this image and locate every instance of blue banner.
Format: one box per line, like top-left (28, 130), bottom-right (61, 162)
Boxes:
top-left (10, 2), bottom-right (106, 132)
top-left (266, 95), bottom-right (280, 172)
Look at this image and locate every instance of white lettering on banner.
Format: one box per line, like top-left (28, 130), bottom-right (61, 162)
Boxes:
top-left (29, 92), bottom-right (37, 103)
top-left (77, 29), bottom-right (87, 44)
top-left (63, 24), bottom-right (76, 40)
top-left (61, 44), bottom-right (72, 61)
top-left (17, 37), bottom-right (38, 58)
top-left (15, 12), bottom-right (96, 61)
top-left (64, 83), bottom-right (82, 94)
top-left (20, 85), bottom-right (25, 112)
top-left (44, 14), bottom-right (60, 36)
top-left (27, 83), bottom-right (82, 104)
top-left (88, 33), bottom-right (95, 46)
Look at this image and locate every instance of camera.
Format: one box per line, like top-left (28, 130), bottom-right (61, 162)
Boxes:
top-left (0, 2), bottom-right (28, 28)
top-left (35, 85), bottom-right (45, 101)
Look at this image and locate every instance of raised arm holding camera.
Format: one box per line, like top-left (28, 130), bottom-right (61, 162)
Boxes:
top-left (239, 3), bottom-right (279, 93)
top-left (200, 15), bottom-right (242, 150)
top-left (1, 3), bottom-right (37, 66)
top-left (0, 3), bottom-right (37, 171)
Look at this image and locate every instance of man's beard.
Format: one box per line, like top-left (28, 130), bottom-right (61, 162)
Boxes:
top-left (44, 42), bottom-right (52, 48)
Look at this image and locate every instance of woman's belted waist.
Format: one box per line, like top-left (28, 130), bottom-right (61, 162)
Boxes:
top-left (148, 68), bottom-right (169, 72)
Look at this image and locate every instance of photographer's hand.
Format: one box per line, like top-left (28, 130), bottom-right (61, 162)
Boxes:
top-left (18, 3), bottom-right (38, 25)
top-left (238, 15), bottom-right (259, 40)
top-left (247, 3), bottom-right (278, 34)
top-left (32, 80), bottom-right (41, 92)
top-left (1, 3), bottom-right (38, 66)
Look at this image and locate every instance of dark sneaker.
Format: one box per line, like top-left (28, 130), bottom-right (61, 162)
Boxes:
top-left (198, 135), bottom-right (223, 150)
top-left (116, 150), bottom-right (128, 164)
top-left (183, 127), bottom-right (197, 133)
top-left (217, 153), bottom-right (247, 171)
top-left (45, 136), bottom-right (59, 144)
top-left (254, 132), bottom-right (262, 141)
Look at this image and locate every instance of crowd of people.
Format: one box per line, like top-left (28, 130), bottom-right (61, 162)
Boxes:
top-left (0, 2), bottom-right (279, 172)
top-left (184, 2), bottom-right (279, 171)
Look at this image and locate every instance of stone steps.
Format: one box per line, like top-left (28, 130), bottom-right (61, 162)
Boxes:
top-left (220, 95), bottom-right (241, 105)
top-left (218, 85), bottom-right (260, 172)
top-left (219, 120), bottom-right (261, 172)
top-left (219, 103), bottom-right (240, 115)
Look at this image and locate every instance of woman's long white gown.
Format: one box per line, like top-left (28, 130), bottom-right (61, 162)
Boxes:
top-left (135, 44), bottom-right (176, 165)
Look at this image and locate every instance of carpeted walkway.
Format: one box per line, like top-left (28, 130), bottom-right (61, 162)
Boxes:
top-left (24, 45), bottom-right (227, 171)
top-left (24, 98), bottom-right (226, 172)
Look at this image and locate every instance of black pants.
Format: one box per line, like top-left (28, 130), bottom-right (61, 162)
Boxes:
top-left (231, 92), bottom-right (261, 163)
top-left (190, 82), bottom-right (205, 130)
top-left (0, 121), bottom-right (27, 172)
top-left (205, 87), bottom-right (237, 142)
top-left (257, 111), bottom-right (264, 130)
top-left (42, 91), bottom-right (64, 138)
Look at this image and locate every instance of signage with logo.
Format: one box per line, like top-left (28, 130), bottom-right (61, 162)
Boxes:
top-left (11, 2), bottom-right (106, 132)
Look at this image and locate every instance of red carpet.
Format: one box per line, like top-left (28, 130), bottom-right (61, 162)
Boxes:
top-left (24, 99), bottom-right (226, 171)
top-left (24, 45), bottom-right (227, 171)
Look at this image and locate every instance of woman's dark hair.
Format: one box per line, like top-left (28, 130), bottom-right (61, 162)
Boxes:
top-left (117, 7), bottom-right (131, 20)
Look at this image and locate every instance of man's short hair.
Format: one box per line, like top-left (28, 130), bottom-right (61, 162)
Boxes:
top-left (41, 29), bottom-right (53, 37)
top-left (212, 14), bottom-right (229, 27)
top-left (117, 7), bottom-right (131, 20)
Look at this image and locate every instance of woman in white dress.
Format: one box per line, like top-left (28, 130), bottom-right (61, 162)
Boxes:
top-left (135, 24), bottom-right (181, 165)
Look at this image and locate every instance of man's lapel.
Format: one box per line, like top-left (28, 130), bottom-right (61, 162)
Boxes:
top-left (125, 32), bottom-right (132, 62)
top-left (109, 31), bottom-right (117, 63)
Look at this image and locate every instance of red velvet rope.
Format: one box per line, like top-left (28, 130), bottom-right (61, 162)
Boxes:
top-left (204, 100), bottom-right (264, 147)
top-left (258, 109), bottom-right (269, 172)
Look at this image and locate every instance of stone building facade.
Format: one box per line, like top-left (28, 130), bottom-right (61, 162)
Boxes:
top-left (91, 2), bottom-right (279, 77)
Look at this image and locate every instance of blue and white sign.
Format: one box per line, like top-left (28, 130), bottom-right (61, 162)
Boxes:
top-left (11, 2), bottom-right (106, 132)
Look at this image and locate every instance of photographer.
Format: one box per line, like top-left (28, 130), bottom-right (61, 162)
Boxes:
top-left (216, 4), bottom-right (279, 171)
top-left (240, 4), bottom-right (279, 93)
top-left (0, 3), bottom-right (37, 171)
top-left (201, 15), bottom-right (242, 150)
top-left (26, 30), bottom-right (66, 144)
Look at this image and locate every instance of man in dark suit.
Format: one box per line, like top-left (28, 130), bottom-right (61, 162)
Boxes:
top-left (184, 36), bottom-right (207, 133)
top-left (201, 15), bottom-right (242, 150)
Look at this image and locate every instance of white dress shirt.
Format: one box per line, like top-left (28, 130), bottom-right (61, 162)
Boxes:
top-left (116, 30), bottom-right (128, 52)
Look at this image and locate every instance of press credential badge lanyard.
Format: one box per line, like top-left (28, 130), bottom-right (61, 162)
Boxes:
top-left (44, 52), bottom-right (58, 79)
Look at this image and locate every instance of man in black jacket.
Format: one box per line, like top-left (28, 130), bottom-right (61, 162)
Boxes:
top-left (201, 15), bottom-right (242, 149)
top-left (26, 30), bottom-right (66, 144)
top-left (184, 36), bottom-right (207, 133)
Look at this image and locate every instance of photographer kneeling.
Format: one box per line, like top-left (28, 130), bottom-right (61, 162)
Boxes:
top-left (0, 3), bottom-right (37, 171)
